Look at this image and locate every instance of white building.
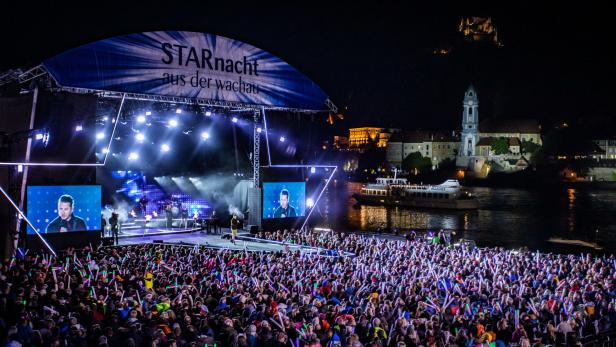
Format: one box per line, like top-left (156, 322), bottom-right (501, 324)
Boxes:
top-left (456, 85), bottom-right (542, 173)
top-left (387, 131), bottom-right (459, 167)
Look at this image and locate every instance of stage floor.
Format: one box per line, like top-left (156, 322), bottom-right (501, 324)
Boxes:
top-left (110, 227), bottom-right (349, 254)
top-left (117, 226), bottom-right (201, 238)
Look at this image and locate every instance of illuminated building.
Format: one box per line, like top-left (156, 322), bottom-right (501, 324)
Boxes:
top-left (459, 17), bottom-right (503, 46)
top-left (348, 127), bottom-right (396, 150)
top-left (456, 85), bottom-right (542, 174)
top-left (593, 139), bottom-right (616, 159)
top-left (387, 131), bottom-right (459, 168)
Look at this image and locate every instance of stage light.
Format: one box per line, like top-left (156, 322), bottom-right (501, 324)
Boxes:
top-left (201, 131), bottom-right (210, 140)
top-left (306, 198), bottom-right (315, 208)
top-left (176, 108), bottom-right (182, 114)
top-left (205, 111), bottom-right (212, 117)
top-left (310, 167), bottom-right (316, 174)
top-left (135, 133), bottom-right (145, 142)
top-left (112, 118), bottom-right (116, 123)
top-left (96, 132), bottom-right (105, 140)
top-left (128, 152), bottom-right (139, 161)
top-left (169, 119), bottom-right (178, 127)
top-left (232, 117), bottom-right (238, 123)
top-left (280, 136), bottom-right (286, 142)
top-left (256, 127), bottom-right (262, 133)
top-left (160, 144), bottom-right (170, 152)
top-left (35, 133), bottom-right (44, 140)
top-left (137, 115), bottom-right (146, 123)
top-left (17, 164), bottom-right (23, 173)
top-left (145, 111), bottom-right (152, 116)
top-left (103, 116), bottom-right (109, 121)
top-left (102, 148), bottom-right (109, 154)
top-left (75, 125), bottom-right (83, 132)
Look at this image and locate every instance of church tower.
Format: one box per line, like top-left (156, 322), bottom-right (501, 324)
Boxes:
top-left (460, 85), bottom-right (479, 156)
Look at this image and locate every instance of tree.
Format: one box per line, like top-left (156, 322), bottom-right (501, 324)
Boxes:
top-left (521, 140), bottom-right (541, 155)
top-left (491, 137), bottom-right (509, 155)
top-left (401, 152), bottom-right (433, 172)
top-left (438, 157), bottom-right (456, 170)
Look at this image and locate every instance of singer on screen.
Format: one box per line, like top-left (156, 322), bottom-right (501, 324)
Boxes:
top-left (45, 194), bottom-right (87, 233)
top-left (273, 189), bottom-right (297, 218)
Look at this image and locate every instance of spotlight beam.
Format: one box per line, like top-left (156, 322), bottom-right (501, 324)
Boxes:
top-left (298, 166), bottom-right (337, 232)
top-left (0, 184), bottom-right (56, 256)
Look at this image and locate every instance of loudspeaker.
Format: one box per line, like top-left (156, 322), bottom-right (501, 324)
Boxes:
top-left (249, 225), bottom-right (259, 234)
top-left (153, 240), bottom-right (163, 244)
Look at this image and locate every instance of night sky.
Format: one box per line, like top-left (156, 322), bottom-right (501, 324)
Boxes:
top-left (1, 3), bottom-right (614, 134)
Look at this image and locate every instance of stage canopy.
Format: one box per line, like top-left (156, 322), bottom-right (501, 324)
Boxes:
top-left (42, 31), bottom-right (330, 111)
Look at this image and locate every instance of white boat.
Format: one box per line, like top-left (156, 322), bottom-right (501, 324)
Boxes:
top-left (353, 177), bottom-right (479, 210)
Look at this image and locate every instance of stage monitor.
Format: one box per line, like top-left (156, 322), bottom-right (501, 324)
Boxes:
top-left (262, 182), bottom-right (306, 219)
top-left (27, 185), bottom-right (101, 234)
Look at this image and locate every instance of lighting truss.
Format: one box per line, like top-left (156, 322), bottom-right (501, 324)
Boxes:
top-left (0, 94), bottom-right (125, 167)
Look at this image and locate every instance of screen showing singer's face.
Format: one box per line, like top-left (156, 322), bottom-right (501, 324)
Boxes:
top-left (58, 202), bottom-right (73, 220)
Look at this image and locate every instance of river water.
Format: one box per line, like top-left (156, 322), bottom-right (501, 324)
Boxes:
top-left (313, 181), bottom-right (616, 254)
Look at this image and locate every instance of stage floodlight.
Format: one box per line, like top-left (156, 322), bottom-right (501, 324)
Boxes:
top-left (135, 133), bottom-right (145, 142)
top-left (145, 111), bottom-right (152, 116)
top-left (232, 117), bottom-right (238, 123)
top-left (102, 148), bottom-right (109, 154)
top-left (306, 198), bottom-right (315, 208)
top-left (17, 164), bottom-right (23, 173)
top-left (35, 133), bottom-right (44, 140)
top-left (169, 119), bottom-right (178, 127)
top-left (160, 144), bottom-right (170, 152)
top-left (137, 115), bottom-right (146, 123)
top-left (96, 132), bottom-right (105, 140)
top-left (310, 167), bottom-right (316, 174)
top-left (205, 111), bottom-right (212, 117)
top-left (75, 125), bottom-right (83, 132)
top-left (279, 136), bottom-right (285, 142)
top-left (176, 108), bottom-right (182, 114)
top-left (256, 127), bottom-right (262, 133)
top-left (128, 152), bottom-right (139, 161)
top-left (201, 131), bottom-right (210, 140)
top-left (103, 116), bottom-right (109, 121)
top-left (112, 118), bottom-right (116, 123)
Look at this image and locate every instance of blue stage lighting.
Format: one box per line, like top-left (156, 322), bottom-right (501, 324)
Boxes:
top-left (169, 119), bottom-right (178, 127)
top-left (137, 115), bottom-right (146, 123)
top-left (160, 144), bottom-right (170, 152)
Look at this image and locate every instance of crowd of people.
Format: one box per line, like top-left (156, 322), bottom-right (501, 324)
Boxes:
top-left (1, 228), bottom-right (615, 347)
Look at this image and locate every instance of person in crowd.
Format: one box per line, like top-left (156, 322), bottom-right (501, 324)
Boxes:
top-left (0, 229), bottom-right (614, 347)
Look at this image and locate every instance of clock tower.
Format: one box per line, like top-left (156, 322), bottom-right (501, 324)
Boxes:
top-left (460, 85), bottom-right (479, 156)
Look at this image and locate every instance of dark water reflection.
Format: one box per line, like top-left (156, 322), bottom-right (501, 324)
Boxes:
top-left (312, 181), bottom-right (616, 254)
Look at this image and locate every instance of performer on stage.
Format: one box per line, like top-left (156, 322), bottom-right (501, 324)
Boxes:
top-left (109, 212), bottom-right (119, 245)
top-left (192, 211), bottom-right (199, 230)
top-left (181, 205), bottom-right (188, 229)
top-left (138, 194), bottom-right (148, 216)
top-left (230, 214), bottom-right (239, 245)
top-left (165, 203), bottom-right (173, 229)
top-left (210, 210), bottom-right (219, 234)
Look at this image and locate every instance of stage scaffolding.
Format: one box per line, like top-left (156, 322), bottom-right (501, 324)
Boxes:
top-left (0, 64), bottom-right (338, 255)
